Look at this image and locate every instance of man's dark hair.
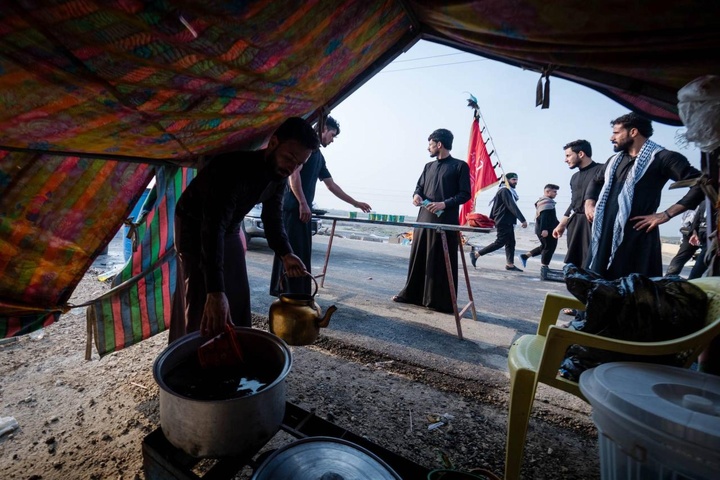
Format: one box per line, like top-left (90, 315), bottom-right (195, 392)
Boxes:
top-left (325, 116), bottom-right (340, 136)
top-left (563, 139), bottom-right (592, 158)
top-left (428, 128), bottom-right (453, 150)
top-left (274, 117), bottom-right (320, 150)
top-left (544, 184), bottom-right (560, 190)
top-left (611, 113), bottom-right (654, 138)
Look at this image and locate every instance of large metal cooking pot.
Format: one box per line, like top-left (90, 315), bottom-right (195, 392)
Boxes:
top-left (153, 327), bottom-right (291, 458)
top-left (251, 436), bottom-right (402, 479)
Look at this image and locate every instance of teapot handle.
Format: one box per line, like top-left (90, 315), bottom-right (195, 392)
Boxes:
top-left (280, 271), bottom-right (319, 298)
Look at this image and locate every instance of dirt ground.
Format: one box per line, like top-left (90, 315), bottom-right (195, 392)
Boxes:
top-left (0, 267), bottom-right (600, 480)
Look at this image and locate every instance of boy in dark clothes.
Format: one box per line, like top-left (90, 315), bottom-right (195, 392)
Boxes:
top-left (520, 184), bottom-right (560, 280)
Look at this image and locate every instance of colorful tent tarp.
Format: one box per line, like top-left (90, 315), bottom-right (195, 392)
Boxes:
top-left (85, 166), bottom-right (194, 357)
top-left (2, 1), bottom-right (718, 168)
top-left (0, 151), bottom-right (153, 337)
top-left (2, 1), bottom-right (720, 354)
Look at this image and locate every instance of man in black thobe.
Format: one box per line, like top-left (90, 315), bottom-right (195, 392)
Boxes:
top-left (170, 117), bottom-right (318, 342)
top-left (584, 113), bottom-right (703, 279)
top-left (392, 128), bottom-right (471, 313)
top-left (471, 173), bottom-right (528, 271)
top-left (270, 116), bottom-right (371, 295)
top-left (552, 139), bottom-right (601, 267)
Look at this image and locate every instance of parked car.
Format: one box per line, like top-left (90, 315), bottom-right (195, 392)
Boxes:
top-left (242, 204), bottom-right (323, 243)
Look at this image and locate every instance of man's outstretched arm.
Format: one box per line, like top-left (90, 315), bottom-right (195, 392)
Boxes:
top-left (322, 177), bottom-right (371, 212)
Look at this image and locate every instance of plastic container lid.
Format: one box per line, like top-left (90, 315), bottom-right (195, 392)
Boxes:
top-left (579, 362), bottom-right (720, 451)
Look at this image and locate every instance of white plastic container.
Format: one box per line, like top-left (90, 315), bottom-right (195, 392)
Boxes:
top-left (579, 362), bottom-right (720, 480)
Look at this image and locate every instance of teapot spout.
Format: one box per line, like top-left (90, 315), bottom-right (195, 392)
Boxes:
top-left (317, 305), bottom-right (338, 328)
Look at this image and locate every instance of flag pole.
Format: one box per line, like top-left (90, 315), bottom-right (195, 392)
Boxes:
top-left (465, 93), bottom-right (507, 187)
top-left (466, 94), bottom-right (505, 181)
top-left (460, 93), bottom-right (504, 225)
top-left (465, 95), bottom-right (480, 213)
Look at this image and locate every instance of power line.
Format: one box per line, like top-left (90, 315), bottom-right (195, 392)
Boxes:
top-left (382, 59), bottom-right (487, 74)
top-left (392, 52), bottom-right (466, 63)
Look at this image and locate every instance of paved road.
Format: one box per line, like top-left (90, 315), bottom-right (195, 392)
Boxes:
top-left (246, 230), bottom-right (570, 381)
top-left (241, 226), bottom-right (686, 414)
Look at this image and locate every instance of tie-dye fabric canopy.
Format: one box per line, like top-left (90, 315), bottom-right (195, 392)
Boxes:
top-left (2, 0), bottom-right (719, 349)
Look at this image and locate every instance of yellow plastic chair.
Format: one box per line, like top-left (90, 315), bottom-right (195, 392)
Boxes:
top-left (504, 277), bottom-right (720, 480)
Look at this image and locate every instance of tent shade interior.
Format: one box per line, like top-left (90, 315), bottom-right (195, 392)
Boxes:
top-left (1, 0), bottom-right (719, 346)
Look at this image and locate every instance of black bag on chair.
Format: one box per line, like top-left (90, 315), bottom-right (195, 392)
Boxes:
top-left (558, 264), bottom-right (708, 381)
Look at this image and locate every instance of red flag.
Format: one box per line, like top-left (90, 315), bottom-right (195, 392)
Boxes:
top-left (459, 117), bottom-right (499, 225)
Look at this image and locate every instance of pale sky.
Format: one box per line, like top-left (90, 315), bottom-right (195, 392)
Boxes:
top-left (313, 40), bottom-right (701, 237)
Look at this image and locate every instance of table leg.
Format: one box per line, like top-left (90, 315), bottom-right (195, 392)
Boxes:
top-left (457, 233), bottom-right (477, 322)
top-left (440, 230), bottom-right (463, 340)
top-left (317, 219), bottom-right (337, 288)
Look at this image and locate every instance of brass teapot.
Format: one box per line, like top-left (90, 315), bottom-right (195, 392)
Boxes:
top-left (269, 274), bottom-right (337, 346)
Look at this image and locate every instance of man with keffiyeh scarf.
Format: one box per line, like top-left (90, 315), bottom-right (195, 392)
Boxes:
top-left (584, 113), bottom-right (703, 280)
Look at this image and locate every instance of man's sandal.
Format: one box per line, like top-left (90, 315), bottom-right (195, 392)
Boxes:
top-left (392, 295), bottom-right (409, 304)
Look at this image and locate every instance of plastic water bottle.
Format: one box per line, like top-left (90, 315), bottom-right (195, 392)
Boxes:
top-left (421, 199), bottom-right (443, 217)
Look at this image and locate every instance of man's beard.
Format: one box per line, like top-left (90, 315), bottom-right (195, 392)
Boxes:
top-left (613, 137), bottom-right (632, 153)
top-left (265, 150), bottom-right (286, 180)
top-left (429, 151), bottom-right (438, 158)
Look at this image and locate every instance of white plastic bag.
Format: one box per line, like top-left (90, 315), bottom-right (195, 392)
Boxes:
top-left (0, 416), bottom-right (19, 437)
top-left (678, 75), bottom-right (720, 153)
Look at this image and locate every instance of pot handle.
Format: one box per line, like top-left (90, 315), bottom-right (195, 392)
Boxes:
top-left (280, 271), bottom-right (319, 298)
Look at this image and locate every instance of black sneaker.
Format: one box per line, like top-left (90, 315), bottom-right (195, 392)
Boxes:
top-left (520, 254), bottom-right (529, 268)
top-left (506, 265), bottom-right (523, 272)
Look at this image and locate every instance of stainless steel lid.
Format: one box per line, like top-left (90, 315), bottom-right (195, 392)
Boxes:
top-left (251, 436), bottom-right (402, 480)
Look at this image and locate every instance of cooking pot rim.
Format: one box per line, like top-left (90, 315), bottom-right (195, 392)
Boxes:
top-left (152, 327), bottom-right (292, 403)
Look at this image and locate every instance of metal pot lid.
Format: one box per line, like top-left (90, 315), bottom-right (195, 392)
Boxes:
top-left (251, 436), bottom-right (402, 480)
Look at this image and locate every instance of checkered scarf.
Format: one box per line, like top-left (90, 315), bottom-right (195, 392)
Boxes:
top-left (534, 196), bottom-right (556, 218)
top-left (489, 183), bottom-right (519, 208)
top-left (590, 139), bottom-right (664, 270)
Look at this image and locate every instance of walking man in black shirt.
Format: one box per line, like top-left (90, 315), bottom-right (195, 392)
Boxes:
top-left (471, 173), bottom-right (528, 271)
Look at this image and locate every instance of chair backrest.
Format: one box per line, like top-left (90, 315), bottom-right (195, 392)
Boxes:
top-left (675, 277), bottom-right (720, 368)
top-left (538, 277), bottom-right (720, 396)
top-left (691, 277), bottom-right (720, 328)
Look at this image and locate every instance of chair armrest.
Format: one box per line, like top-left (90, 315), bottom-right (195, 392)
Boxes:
top-left (537, 293), bottom-right (585, 336)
